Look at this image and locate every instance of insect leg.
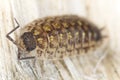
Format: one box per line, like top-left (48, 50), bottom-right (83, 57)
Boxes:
top-left (18, 49), bottom-right (35, 60)
top-left (6, 18), bottom-right (20, 45)
top-left (18, 56), bottom-right (35, 60)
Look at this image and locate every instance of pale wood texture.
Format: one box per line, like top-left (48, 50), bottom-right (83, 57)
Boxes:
top-left (0, 0), bottom-right (120, 80)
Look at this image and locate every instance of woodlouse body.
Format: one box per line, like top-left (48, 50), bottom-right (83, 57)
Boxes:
top-left (7, 15), bottom-right (104, 60)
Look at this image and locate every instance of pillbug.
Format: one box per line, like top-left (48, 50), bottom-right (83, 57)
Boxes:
top-left (6, 15), bottom-right (107, 60)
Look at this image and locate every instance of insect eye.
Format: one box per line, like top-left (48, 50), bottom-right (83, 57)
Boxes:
top-left (21, 32), bottom-right (36, 51)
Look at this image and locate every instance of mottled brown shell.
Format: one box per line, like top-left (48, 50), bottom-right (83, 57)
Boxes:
top-left (18, 15), bottom-right (103, 59)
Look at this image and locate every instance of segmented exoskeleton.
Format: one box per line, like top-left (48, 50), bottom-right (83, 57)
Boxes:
top-left (6, 15), bottom-right (105, 60)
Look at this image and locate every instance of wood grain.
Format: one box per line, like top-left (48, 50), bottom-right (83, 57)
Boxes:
top-left (0, 0), bottom-right (120, 80)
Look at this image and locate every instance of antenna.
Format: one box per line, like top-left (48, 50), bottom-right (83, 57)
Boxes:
top-left (6, 18), bottom-right (20, 45)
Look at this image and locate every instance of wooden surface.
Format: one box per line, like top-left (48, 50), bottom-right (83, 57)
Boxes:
top-left (0, 0), bottom-right (120, 80)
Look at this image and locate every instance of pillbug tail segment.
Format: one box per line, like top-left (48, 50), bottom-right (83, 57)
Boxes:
top-left (102, 35), bottom-right (109, 39)
top-left (99, 26), bottom-right (109, 39)
top-left (100, 27), bottom-right (106, 31)
top-left (6, 18), bottom-right (20, 45)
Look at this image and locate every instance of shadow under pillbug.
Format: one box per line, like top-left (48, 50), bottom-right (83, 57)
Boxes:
top-left (6, 15), bottom-right (107, 60)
